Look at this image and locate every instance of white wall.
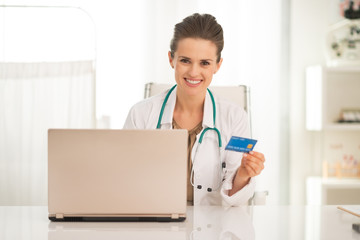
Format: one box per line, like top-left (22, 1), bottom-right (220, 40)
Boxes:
top-left (289, 0), bottom-right (341, 205)
top-left (1, 0), bottom-right (286, 205)
top-left (3, 0), bottom-right (353, 206)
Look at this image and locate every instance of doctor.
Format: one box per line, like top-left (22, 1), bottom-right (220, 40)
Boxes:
top-left (123, 13), bottom-right (265, 206)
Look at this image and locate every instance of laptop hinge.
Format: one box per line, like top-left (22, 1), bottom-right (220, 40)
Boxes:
top-left (55, 213), bottom-right (64, 219)
top-left (171, 213), bottom-right (179, 219)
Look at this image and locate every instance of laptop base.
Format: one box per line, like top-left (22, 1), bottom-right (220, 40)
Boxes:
top-left (49, 216), bottom-right (186, 222)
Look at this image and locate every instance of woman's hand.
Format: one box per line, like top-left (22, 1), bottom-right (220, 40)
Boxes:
top-left (229, 151), bottom-right (265, 196)
top-left (238, 151), bottom-right (265, 178)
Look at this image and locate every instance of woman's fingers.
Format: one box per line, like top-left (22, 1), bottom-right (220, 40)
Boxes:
top-left (244, 163), bottom-right (257, 176)
top-left (242, 151), bottom-right (265, 176)
top-left (244, 159), bottom-right (262, 175)
top-left (247, 151), bottom-right (265, 162)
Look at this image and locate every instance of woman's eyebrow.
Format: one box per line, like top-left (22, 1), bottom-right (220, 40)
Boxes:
top-left (179, 56), bottom-right (214, 61)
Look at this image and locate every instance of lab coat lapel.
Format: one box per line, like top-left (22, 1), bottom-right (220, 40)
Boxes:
top-left (161, 87), bottom-right (214, 129)
top-left (191, 90), bottom-right (216, 161)
top-left (160, 86), bottom-right (177, 129)
top-left (202, 90), bottom-right (215, 128)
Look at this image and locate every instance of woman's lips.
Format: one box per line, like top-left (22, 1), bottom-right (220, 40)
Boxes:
top-left (184, 78), bottom-right (202, 87)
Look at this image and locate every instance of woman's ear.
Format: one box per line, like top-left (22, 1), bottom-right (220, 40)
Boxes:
top-left (168, 51), bottom-right (174, 68)
top-left (214, 58), bottom-right (223, 74)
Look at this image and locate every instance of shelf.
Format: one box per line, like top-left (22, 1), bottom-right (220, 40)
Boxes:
top-left (306, 176), bottom-right (360, 205)
top-left (306, 65), bottom-right (360, 131)
top-left (320, 177), bottom-right (360, 185)
top-left (326, 66), bottom-right (360, 73)
top-left (324, 123), bottom-right (360, 130)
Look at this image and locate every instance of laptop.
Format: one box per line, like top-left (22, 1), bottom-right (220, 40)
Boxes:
top-left (48, 129), bottom-right (188, 222)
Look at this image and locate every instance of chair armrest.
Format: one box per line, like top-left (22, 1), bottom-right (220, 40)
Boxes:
top-left (248, 191), bottom-right (269, 205)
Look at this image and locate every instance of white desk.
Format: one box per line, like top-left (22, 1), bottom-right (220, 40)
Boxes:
top-left (0, 205), bottom-right (359, 240)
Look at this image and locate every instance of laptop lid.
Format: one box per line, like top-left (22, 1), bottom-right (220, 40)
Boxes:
top-left (48, 129), bottom-right (188, 222)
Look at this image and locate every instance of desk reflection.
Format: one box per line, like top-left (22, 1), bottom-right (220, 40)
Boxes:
top-left (2, 205), bottom-right (358, 240)
top-left (190, 206), bottom-right (255, 240)
top-left (48, 206), bottom-right (254, 240)
top-left (48, 221), bottom-right (188, 240)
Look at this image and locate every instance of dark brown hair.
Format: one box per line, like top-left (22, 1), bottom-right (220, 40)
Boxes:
top-left (170, 13), bottom-right (224, 63)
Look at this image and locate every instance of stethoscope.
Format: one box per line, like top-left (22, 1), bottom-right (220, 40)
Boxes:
top-left (156, 85), bottom-right (226, 192)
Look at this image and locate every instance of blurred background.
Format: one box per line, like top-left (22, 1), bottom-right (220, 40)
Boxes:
top-left (1, 0), bottom-right (359, 206)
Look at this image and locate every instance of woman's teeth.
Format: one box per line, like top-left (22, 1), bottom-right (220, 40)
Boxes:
top-left (185, 78), bottom-right (201, 84)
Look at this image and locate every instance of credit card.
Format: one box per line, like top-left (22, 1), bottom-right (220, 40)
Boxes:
top-left (225, 136), bottom-right (257, 153)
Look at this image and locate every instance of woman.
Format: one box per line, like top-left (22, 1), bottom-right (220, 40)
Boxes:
top-left (124, 13), bottom-right (265, 206)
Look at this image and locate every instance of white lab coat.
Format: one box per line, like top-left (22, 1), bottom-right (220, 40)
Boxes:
top-left (123, 86), bottom-right (255, 206)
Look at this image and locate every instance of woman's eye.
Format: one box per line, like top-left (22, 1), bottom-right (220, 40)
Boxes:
top-left (180, 59), bottom-right (190, 63)
top-left (201, 61), bottom-right (210, 66)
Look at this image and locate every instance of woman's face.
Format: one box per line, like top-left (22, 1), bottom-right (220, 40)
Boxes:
top-left (168, 38), bottom-right (222, 98)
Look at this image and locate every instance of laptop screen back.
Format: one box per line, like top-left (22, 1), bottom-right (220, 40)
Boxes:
top-left (48, 129), bottom-right (187, 221)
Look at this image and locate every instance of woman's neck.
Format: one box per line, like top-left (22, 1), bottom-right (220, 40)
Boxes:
top-left (173, 90), bottom-right (206, 130)
top-left (175, 90), bottom-right (206, 114)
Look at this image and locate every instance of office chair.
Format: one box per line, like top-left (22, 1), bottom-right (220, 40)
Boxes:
top-left (144, 83), bottom-right (252, 135)
top-left (144, 82), bottom-right (268, 205)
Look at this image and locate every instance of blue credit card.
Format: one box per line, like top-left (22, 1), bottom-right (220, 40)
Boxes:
top-left (225, 136), bottom-right (257, 153)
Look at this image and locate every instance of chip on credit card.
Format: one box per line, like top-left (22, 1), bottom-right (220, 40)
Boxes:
top-left (225, 136), bottom-right (257, 153)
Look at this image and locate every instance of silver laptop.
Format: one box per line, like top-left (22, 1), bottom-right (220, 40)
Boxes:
top-left (48, 129), bottom-right (188, 222)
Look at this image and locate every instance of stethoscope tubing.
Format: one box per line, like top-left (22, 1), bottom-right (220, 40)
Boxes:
top-left (156, 85), bottom-right (225, 192)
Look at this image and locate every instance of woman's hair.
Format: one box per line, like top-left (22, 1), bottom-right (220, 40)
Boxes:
top-left (170, 13), bottom-right (224, 63)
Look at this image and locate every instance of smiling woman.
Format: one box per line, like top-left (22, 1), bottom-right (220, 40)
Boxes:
top-left (168, 14), bottom-right (224, 130)
top-left (123, 13), bottom-right (265, 206)
top-left (169, 38), bottom-right (222, 101)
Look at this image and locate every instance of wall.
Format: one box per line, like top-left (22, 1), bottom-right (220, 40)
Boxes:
top-left (86, 0), bottom-right (285, 205)
top-left (289, 0), bottom-right (334, 205)
top-left (1, 0), bottom-right (285, 205)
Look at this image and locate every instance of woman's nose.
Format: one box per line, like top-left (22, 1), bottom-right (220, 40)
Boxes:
top-left (188, 63), bottom-right (201, 77)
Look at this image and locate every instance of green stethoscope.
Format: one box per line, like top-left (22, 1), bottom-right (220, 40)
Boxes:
top-left (156, 84), bottom-right (225, 192)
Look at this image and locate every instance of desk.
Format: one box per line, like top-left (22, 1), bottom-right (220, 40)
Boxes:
top-left (0, 205), bottom-right (359, 240)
